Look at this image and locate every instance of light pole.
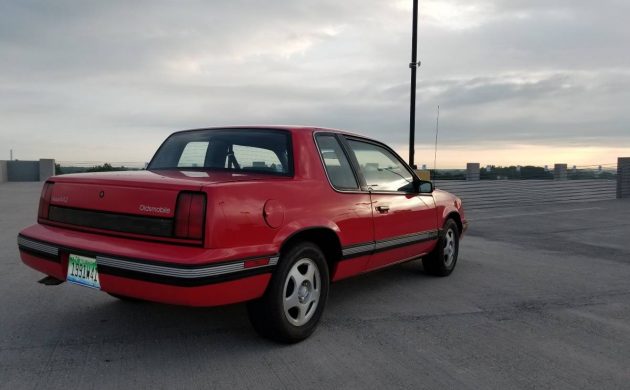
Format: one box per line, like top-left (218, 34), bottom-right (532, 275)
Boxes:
top-left (408, 0), bottom-right (420, 168)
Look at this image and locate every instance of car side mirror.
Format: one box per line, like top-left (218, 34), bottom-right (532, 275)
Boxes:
top-left (415, 180), bottom-right (433, 194)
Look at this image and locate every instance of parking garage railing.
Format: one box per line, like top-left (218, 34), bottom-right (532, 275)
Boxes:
top-left (432, 162), bottom-right (619, 211)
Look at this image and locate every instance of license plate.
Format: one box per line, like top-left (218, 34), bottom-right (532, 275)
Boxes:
top-left (67, 254), bottom-right (101, 289)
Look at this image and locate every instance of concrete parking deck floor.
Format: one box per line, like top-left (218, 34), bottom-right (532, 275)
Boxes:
top-left (1, 182), bottom-right (630, 389)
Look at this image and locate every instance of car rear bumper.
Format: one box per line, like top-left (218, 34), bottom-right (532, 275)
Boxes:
top-left (18, 225), bottom-right (278, 307)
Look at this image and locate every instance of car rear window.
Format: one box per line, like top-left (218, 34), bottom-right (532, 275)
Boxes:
top-left (148, 129), bottom-right (293, 176)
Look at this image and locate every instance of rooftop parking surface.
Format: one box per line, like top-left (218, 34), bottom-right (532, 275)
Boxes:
top-left (1, 182), bottom-right (630, 389)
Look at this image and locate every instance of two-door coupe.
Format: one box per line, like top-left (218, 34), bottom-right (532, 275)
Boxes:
top-left (18, 126), bottom-right (467, 342)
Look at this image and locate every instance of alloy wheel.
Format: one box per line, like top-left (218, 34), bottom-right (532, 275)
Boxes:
top-left (443, 228), bottom-right (456, 268)
top-left (283, 258), bottom-right (321, 326)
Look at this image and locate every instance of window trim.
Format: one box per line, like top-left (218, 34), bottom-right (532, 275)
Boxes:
top-left (313, 132), bottom-right (364, 193)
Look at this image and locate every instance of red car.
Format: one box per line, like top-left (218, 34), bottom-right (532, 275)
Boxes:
top-left (18, 126), bottom-right (467, 342)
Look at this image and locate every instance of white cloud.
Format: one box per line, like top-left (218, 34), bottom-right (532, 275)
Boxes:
top-left (422, 1), bottom-right (493, 30)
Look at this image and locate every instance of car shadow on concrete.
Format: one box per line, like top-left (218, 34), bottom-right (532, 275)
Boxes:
top-left (25, 259), bottom-right (439, 348)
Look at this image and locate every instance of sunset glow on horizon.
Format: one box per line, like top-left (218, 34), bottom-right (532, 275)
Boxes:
top-left (396, 144), bottom-right (628, 169)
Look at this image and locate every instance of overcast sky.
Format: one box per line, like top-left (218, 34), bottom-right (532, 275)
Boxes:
top-left (1, 0), bottom-right (629, 167)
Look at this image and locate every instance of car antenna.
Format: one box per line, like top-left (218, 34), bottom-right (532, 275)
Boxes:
top-left (433, 105), bottom-right (440, 181)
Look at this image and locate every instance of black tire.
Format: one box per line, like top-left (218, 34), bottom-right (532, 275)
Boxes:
top-left (107, 293), bottom-right (144, 302)
top-left (247, 242), bottom-right (329, 343)
top-left (423, 219), bottom-right (460, 277)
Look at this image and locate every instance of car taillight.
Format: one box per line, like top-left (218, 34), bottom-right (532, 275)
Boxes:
top-left (174, 192), bottom-right (206, 240)
top-left (38, 182), bottom-right (54, 220)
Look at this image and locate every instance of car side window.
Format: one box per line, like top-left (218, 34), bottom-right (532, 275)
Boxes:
top-left (315, 135), bottom-right (359, 190)
top-left (347, 139), bottom-right (414, 192)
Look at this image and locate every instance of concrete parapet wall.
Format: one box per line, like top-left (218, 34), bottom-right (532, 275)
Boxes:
top-left (466, 163), bottom-right (480, 181)
top-left (554, 164), bottom-right (568, 180)
top-left (618, 157), bottom-right (630, 199)
top-left (3, 159), bottom-right (55, 182)
top-left (7, 161), bottom-right (39, 181)
top-left (39, 159), bottom-right (55, 181)
top-left (435, 179), bottom-right (616, 211)
top-left (415, 169), bottom-right (431, 181)
top-left (0, 161), bottom-right (7, 183)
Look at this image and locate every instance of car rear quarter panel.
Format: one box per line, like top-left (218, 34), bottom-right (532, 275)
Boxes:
top-left (204, 129), bottom-right (374, 258)
top-left (207, 180), bottom-right (373, 248)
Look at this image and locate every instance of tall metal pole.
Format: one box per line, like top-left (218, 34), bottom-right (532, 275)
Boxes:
top-left (408, 0), bottom-right (419, 168)
top-left (433, 105), bottom-right (440, 172)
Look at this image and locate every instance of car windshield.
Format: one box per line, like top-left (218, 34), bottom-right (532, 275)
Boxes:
top-left (148, 129), bottom-right (293, 176)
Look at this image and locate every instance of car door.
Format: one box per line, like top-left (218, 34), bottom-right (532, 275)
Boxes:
top-left (344, 137), bottom-right (438, 271)
top-left (314, 133), bottom-right (375, 280)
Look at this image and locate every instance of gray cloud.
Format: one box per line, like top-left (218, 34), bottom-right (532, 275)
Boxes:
top-left (0, 0), bottom-right (629, 163)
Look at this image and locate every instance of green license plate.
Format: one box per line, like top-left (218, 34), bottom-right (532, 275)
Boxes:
top-left (67, 254), bottom-right (101, 289)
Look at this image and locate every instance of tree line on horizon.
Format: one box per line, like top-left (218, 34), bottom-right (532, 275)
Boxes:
top-left (55, 163), bottom-right (135, 175)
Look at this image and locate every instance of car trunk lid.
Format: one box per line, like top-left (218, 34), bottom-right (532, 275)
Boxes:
top-left (41, 169), bottom-right (283, 242)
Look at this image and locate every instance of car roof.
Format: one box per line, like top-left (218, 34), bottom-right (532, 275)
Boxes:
top-left (171, 125), bottom-right (366, 138)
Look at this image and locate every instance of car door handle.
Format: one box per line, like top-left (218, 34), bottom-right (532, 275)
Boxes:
top-left (376, 205), bottom-right (390, 213)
